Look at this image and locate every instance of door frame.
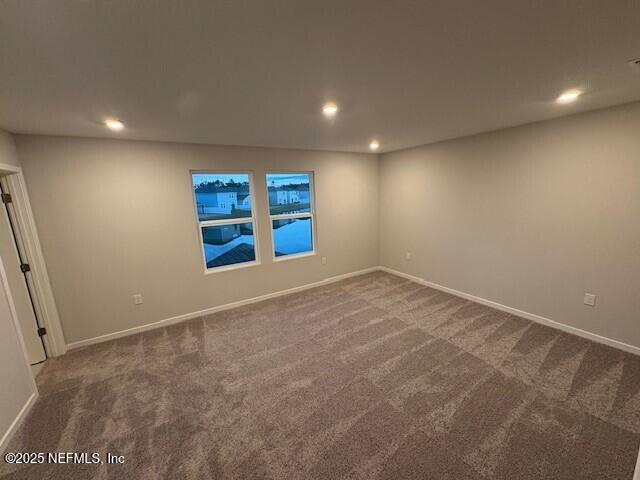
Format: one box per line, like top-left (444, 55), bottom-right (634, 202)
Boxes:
top-left (0, 162), bottom-right (66, 357)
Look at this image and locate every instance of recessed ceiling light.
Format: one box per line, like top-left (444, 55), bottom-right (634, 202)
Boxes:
top-left (104, 119), bottom-right (125, 131)
top-left (369, 140), bottom-right (380, 151)
top-left (322, 103), bottom-right (338, 117)
top-left (556, 90), bottom-right (581, 104)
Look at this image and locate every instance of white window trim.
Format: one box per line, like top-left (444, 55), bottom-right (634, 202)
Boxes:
top-left (191, 170), bottom-right (261, 274)
top-left (272, 250), bottom-right (316, 263)
top-left (266, 171), bottom-right (316, 262)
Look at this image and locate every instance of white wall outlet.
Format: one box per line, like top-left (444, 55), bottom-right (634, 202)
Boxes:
top-left (321, 256), bottom-right (327, 265)
top-left (583, 293), bottom-right (597, 307)
top-left (133, 294), bottom-right (143, 305)
top-left (405, 252), bottom-right (412, 260)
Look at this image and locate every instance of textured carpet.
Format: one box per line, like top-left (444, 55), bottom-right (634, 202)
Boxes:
top-left (2, 271), bottom-right (640, 479)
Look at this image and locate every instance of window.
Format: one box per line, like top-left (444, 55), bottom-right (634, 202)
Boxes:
top-left (266, 172), bottom-right (315, 259)
top-left (191, 172), bottom-right (259, 271)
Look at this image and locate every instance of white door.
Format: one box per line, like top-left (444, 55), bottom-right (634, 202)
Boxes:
top-left (0, 254), bottom-right (37, 439)
top-left (0, 179), bottom-right (45, 364)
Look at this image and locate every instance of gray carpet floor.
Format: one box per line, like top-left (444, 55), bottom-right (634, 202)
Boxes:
top-left (2, 271), bottom-right (640, 479)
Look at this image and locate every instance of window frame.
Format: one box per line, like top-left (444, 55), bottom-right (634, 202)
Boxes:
top-left (266, 171), bottom-right (317, 262)
top-left (190, 170), bottom-right (261, 274)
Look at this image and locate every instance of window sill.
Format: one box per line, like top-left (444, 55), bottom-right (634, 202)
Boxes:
top-left (272, 251), bottom-right (316, 263)
top-left (204, 260), bottom-right (261, 275)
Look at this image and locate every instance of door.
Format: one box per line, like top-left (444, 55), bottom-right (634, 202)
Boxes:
top-left (0, 178), bottom-right (46, 364)
top-left (0, 254), bottom-right (37, 436)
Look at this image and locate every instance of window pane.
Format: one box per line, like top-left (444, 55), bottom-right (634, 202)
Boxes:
top-left (202, 223), bottom-right (256, 269)
top-left (272, 217), bottom-right (313, 257)
top-left (192, 173), bottom-right (252, 222)
top-left (266, 173), bottom-right (311, 216)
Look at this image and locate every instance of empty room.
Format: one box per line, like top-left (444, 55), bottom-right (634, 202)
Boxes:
top-left (0, 1), bottom-right (639, 479)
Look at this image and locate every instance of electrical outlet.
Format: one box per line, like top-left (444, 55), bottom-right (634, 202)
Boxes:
top-left (405, 252), bottom-right (412, 260)
top-left (133, 294), bottom-right (143, 305)
top-left (321, 256), bottom-right (327, 265)
top-left (583, 293), bottom-right (596, 307)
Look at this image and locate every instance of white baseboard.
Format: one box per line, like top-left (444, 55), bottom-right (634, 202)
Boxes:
top-left (66, 267), bottom-right (380, 350)
top-left (379, 266), bottom-right (640, 357)
top-left (66, 264), bottom-right (640, 357)
top-left (0, 392), bottom-right (37, 454)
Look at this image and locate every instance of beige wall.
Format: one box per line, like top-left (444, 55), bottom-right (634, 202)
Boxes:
top-left (16, 136), bottom-right (379, 344)
top-left (379, 102), bottom-right (640, 348)
top-left (0, 130), bottom-right (34, 448)
top-left (0, 131), bottom-right (20, 168)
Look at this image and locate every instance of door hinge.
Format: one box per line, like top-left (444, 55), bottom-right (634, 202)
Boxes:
top-left (37, 327), bottom-right (47, 337)
top-left (20, 263), bottom-right (31, 273)
top-left (1, 193), bottom-right (12, 204)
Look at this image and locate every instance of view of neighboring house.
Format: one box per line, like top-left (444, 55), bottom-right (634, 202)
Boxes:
top-left (239, 194), bottom-right (251, 209)
top-left (268, 185), bottom-right (310, 206)
top-left (201, 191), bottom-right (237, 214)
top-left (195, 180), bottom-right (309, 218)
top-left (193, 181), bottom-right (251, 217)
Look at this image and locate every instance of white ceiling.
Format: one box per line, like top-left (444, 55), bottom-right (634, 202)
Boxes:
top-left (1, 1), bottom-right (639, 153)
